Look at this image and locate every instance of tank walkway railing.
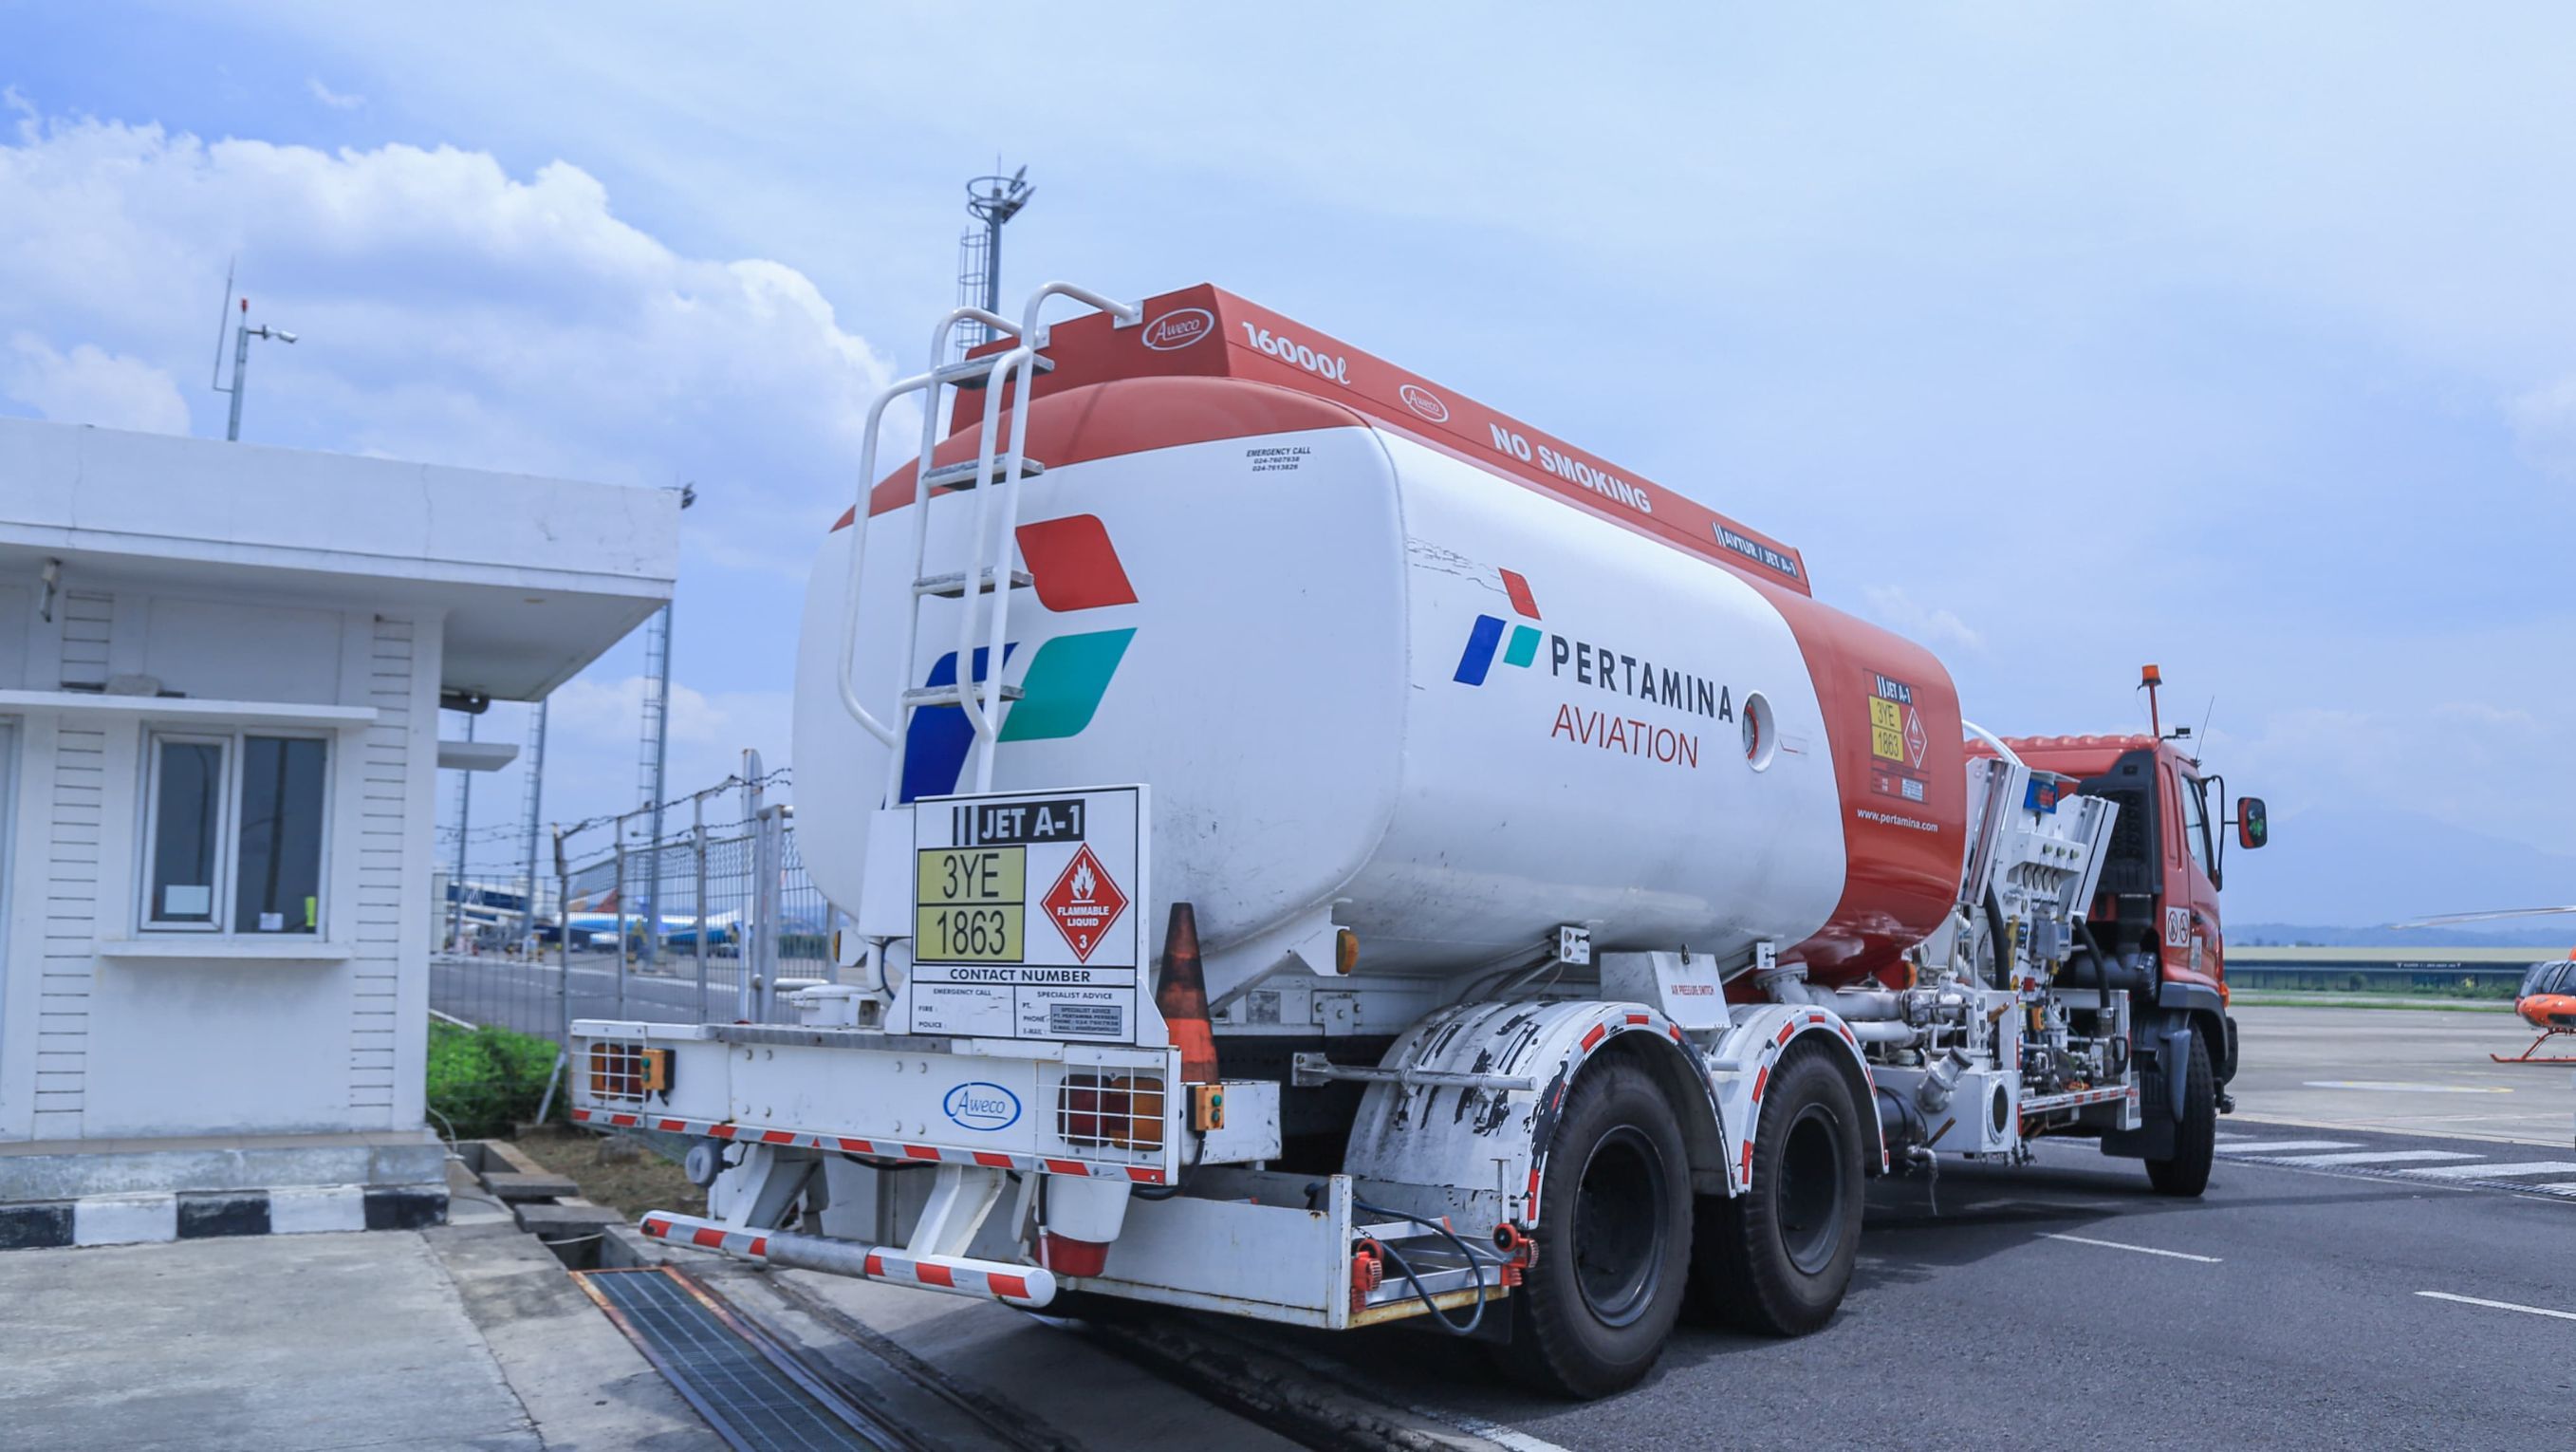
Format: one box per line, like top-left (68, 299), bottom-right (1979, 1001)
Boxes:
top-left (837, 282), bottom-right (1140, 803)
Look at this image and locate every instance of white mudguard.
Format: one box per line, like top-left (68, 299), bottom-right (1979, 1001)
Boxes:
top-left (1340, 999), bottom-right (1724, 1233)
top-left (1710, 1002), bottom-right (1887, 1189)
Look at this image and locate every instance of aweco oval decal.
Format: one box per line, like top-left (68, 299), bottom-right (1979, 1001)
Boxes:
top-left (942, 1082), bottom-right (1022, 1132)
top-left (1140, 307), bottom-right (1215, 351)
top-left (1399, 382), bottom-right (1451, 423)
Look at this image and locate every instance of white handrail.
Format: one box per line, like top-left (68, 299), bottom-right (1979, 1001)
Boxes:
top-left (948, 344), bottom-right (1035, 750)
top-left (969, 344), bottom-right (1047, 791)
top-left (1018, 280), bottom-right (1141, 349)
top-left (835, 373), bottom-right (930, 749)
top-left (839, 307), bottom-right (1021, 754)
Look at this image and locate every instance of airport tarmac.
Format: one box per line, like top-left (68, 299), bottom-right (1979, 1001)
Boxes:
top-left (2229, 1001), bottom-right (2571, 1146)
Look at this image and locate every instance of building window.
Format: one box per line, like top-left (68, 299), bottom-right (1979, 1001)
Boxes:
top-left (142, 731), bottom-right (328, 934)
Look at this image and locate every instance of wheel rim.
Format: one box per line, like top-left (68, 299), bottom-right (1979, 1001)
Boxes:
top-left (1571, 1125), bottom-right (1669, 1328)
top-left (1776, 1103), bottom-right (1848, 1277)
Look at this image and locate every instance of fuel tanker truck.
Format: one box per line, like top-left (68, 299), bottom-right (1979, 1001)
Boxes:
top-left (571, 280), bottom-right (2268, 1398)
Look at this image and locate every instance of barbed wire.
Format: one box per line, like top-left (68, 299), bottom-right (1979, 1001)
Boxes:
top-left (544, 767), bottom-right (794, 847)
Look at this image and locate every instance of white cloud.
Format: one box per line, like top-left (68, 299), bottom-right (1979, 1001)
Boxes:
top-left (3, 332), bottom-right (190, 433)
top-left (1861, 584), bottom-right (1984, 655)
top-left (0, 108), bottom-right (909, 578)
top-left (2509, 375), bottom-right (2576, 481)
top-left (305, 77), bottom-right (363, 111)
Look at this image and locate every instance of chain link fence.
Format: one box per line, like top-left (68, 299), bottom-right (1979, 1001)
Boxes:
top-left (428, 765), bottom-right (843, 1123)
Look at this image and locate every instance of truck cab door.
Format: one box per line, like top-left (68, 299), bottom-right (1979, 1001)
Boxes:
top-left (2164, 761), bottom-right (2225, 998)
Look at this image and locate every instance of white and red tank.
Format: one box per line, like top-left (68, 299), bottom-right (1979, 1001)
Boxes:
top-left (794, 286), bottom-right (1967, 996)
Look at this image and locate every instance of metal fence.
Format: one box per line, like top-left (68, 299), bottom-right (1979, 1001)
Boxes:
top-left (429, 764), bottom-right (845, 1117)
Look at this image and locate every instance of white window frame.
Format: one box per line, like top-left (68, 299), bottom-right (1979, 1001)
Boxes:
top-left (137, 726), bottom-right (332, 937)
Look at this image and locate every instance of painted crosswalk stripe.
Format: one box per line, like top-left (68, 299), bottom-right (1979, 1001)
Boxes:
top-left (2263, 1149), bottom-right (2484, 1167)
top-left (2215, 1140), bottom-right (2359, 1155)
top-left (2400, 1161), bottom-right (2576, 1181)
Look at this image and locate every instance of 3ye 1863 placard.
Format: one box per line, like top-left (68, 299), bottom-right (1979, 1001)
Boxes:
top-left (906, 784), bottom-right (1149, 1045)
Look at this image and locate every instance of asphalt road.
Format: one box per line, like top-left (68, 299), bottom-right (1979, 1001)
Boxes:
top-left (535, 991), bottom-right (2576, 1447)
top-left (1197, 1126), bottom-right (2576, 1450)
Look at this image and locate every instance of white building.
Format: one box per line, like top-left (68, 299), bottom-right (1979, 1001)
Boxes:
top-left (0, 419), bottom-right (676, 1244)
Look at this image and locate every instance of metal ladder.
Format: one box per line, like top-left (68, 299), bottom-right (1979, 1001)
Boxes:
top-left (838, 282), bottom-right (1142, 804)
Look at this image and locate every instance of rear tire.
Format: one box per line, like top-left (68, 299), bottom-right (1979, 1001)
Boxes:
top-left (2145, 1033), bottom-right (2215, 1197)
top-left (1687, 1047), bottom-right (1864, 1335)
top-left (1490, 1057), bottom-right (1691, 1400)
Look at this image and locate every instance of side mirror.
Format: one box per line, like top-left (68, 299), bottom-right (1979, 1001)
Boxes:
top-left (2235, 797), bottom-right (2268, 850)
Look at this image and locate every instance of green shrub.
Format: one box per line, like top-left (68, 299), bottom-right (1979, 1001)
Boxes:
top-left (427, 1021), bottom-right (564, 1140)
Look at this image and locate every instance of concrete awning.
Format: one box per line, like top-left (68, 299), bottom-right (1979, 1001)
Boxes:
top-left (0, 419), bottom-right (678, 700)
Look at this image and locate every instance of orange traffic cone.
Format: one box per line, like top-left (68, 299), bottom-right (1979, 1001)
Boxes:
top-left (1155, 903), bottom-right (1220, 1085)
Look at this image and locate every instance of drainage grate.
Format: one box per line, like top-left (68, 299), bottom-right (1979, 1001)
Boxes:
top-left (573, 1266), bottom-right (900, 1451)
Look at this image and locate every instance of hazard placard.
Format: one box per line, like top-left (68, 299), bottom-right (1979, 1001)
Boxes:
top-left (905, 785), bottom-right (1151, 1046)
top-left (1041, 844), bottom-right (1129, 962)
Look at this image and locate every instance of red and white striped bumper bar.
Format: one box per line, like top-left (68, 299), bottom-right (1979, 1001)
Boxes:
top-left (571, 1105), bottom-right (1168, 1184)
top-left (638, 1211), bottom-right (1058, 1308)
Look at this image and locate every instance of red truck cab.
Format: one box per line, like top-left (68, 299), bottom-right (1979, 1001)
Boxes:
top-left (2005, 729), bottom-right (2266, 1125)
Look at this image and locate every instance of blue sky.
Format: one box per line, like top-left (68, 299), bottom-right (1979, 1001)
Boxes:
top-left (7, 2), bottom-right (2575, 924)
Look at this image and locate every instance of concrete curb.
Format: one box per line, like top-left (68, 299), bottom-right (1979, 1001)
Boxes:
top-left (0, 1183), bottom-right (445, 1250)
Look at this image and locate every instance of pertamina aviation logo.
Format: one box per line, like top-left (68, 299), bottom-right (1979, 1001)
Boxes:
top-left (900, 513), bottom-right (1140, 803)
top-left (1452, 567), bottom-right (1733, 772)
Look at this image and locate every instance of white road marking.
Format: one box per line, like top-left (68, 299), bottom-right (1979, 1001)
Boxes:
top-left (2260, 1149), bottom-right (2484, 1167)
top-left (2529, 1182), bottom-right (2576, 1196)
top-left (2417, 1291), bottom-right (2576, 1323)
top-left (2302, 1081), bottom-right (2514, 1094)
top-left (2400, 1161), bottom-right (2576, 1180)
top-left (2215, 1140), bottom-right (2358, 1154)
top-left (2039, 1233), bottom-right (2222, 1264)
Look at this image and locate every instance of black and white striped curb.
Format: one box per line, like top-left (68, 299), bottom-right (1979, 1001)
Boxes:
top-left (0, 1184), bottom-right (446, 1251)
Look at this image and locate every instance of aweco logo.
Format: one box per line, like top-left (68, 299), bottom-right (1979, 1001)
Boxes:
top-left (900, 513), bottom-right (1139, 804)
top-left (1453, 568), bottom-right (1545, 685)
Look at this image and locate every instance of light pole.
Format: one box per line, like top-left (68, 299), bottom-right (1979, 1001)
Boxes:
top-left (956, 166), bottom-right (1032, 352)
top-left (211, 283), bottom-right (297, 442)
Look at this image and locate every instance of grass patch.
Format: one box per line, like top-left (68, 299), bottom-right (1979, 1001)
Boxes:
top-left (511, 1125), bottom-right (705, 1219)
top-left (2229, 993), bottom-right (2512, 1013)
top-left (427, 1021), bottom-right (564, 1140)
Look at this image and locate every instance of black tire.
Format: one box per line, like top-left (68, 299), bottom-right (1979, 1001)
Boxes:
top-left (1490, 1057), bottom-right (1692, 1400)
top-left (2145, 1033), bottom-right (2215, 1197)
top-left (1687, 1047), bottom-right (1864, 1335)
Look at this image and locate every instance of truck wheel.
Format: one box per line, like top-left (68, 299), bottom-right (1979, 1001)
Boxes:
top-left (1687, 1047), bottom-right (1864, 1335)
top-left (1492, 1057), bottom-right (1691, 1400)
top-left (2145, 1033), bottom-right (2215, 1197)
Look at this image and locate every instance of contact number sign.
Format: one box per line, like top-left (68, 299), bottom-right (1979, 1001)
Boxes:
top-left (904, 785), bottom-right (1149, 1045)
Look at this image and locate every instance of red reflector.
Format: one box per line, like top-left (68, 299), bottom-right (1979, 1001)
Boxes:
top-left (863, 1252), bottom-right (885, 1278)
top-left (762, 1130), bottom-right (795, 1144)
top-left (692, 1227), bottom-right (726, 1249)
top-left (1041, 1233), bottom-right (1111, 1276)
top-left (1044, 1159), bottom-right (1088, 1177)
top-left (1579, 1024), bottom-right (1607, 1052)
top-left (748, 1238), bottom-right (768, 1257)
top-left (973, 1151), bottom-right (1012, 1167)
top-left (903, 1145), bottom-right (941, 1161)
top-left (916, 1261), bottom-right (956, 1289)
top-left (839, 1138), bottom-right (875, 1154)
top-left (990, 1273), bottom-right (1030, 1300)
